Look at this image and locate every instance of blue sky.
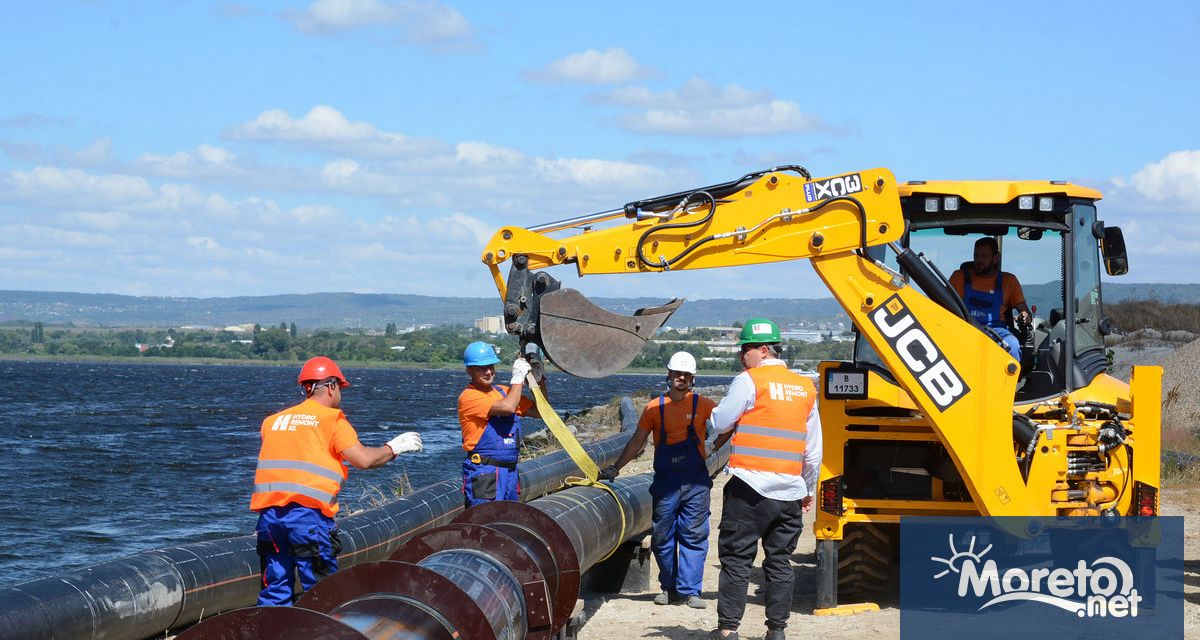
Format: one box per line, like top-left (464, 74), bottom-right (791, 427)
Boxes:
top-left (2, 1), bottom-right (1197, 302)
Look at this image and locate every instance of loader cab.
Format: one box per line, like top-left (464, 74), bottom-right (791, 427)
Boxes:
top-left (854, 181), bottom-right (1128, 403)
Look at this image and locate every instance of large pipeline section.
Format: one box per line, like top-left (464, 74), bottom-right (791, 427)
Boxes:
top-left (0, 436), bottom-right (628, 640)
top-left (177, 445), bottom-right (732, 640)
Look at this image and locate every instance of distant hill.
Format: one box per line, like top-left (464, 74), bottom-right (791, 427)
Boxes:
top-left (1, 282), bottom-right (1195, 330)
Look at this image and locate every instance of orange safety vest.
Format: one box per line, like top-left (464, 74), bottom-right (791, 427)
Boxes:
top-left (729, 365), bottom-right (815, 476)
top-left (250, 399), bottom-right (350, 517)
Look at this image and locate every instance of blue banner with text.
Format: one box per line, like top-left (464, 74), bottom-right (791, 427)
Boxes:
top-left (899, 516), bottom-right (1183, 639)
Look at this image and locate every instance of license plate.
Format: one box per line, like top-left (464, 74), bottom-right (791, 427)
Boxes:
top-left (825, 369), bottom-right (867, 399)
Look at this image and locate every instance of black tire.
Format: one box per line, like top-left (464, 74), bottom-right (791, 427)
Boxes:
top-left (836, 523), bottom-right (898, 603)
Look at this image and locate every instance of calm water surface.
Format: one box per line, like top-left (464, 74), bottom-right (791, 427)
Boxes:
top-left (0, 360), bottom-right (731, 586)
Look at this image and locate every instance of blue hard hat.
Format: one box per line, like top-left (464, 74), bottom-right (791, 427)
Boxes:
top-left (463, 341), bottom-right (500, 367)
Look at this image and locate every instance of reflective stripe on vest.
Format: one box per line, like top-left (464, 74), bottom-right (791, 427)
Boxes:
top-left (250, 399), bottom-right (349, 517)
top-left (252, 481), bottom-right (338, 506)
top-left (729, 365), bottom-right (814, 475)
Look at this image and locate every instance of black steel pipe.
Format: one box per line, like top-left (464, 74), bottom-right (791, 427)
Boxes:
top-left (0, 435), bottom-right (628, 640)
top-left (179, 443), bottom-right (732, 640)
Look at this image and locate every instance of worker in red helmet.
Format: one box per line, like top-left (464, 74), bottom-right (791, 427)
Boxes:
top-left (250, 356), bottom-right (424, 606)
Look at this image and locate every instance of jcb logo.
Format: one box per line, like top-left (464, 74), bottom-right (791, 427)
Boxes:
top-left (869, 296), bottom-right (969, 410)
top-left (804, 173), bottom-right (863, 202)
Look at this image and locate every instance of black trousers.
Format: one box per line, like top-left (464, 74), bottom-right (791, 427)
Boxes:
top-left (716, 475), bottom-right (804, 632)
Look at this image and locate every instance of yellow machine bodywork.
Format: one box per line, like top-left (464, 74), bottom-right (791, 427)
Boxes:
top-left (479, 167), bottom-right (1161, 607)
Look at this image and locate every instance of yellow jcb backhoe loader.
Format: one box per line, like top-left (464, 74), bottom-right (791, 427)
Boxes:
top-left (478, 166), bottom-right (1161, 608)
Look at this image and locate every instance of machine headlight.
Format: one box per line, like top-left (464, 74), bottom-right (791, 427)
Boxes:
top-left (1038, 196), bottom-right (1054, 212)
top-left (1018, 195), bottom-right (1034, 210)
top-left (924, 197), bottom-right (939, 213)
top-left (943, 196), bottom-right (959, 212)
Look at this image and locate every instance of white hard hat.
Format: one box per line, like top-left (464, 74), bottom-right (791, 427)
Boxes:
top-left (666, 351), bottom-right (697, 375)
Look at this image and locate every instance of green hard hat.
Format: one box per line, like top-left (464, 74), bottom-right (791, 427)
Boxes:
top-left (737, 318), bottom-right (781, 344)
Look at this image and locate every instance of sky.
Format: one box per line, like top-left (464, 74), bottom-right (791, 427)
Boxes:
top-left (1, 1), bottom-right (1198, 303)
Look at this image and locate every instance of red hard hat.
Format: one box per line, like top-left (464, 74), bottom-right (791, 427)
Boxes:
top-left (298, 356), bottom-right (350, 388)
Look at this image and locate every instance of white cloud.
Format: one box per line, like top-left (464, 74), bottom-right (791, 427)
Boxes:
top-left (137, 144), bottom-right (244, 180)
top-left (284, 0), bottom-right (476, 51)
top-left (455, 141), bottom-right (524, 165)
top-left (227, 105), bottom-right (445, 158)
top-left (1127, 149), bottom-right (1200, 210)
top-left (0, 167), bottom-right (155, 209)
top-left (0, 113), bottom-right (72, 128)
top-left (0, 108), bottom-right (707, 298)
top-left (186, 236), bottom-right (229, 256)
top-left (0, 163), bottom-right (507, 297)
top-left (71, 138), bottom-right (114, 166)
top-left (0, 137), bottom-right (112, 167)
top-left (534, 157), bottom-right (665, 188)
top-left (56, 211), bottom-right (133, 233)
top-left (594, 77), bottom-right (834, 138)
top-left (290, 204), bottom-right (344, 224)
top-left (526, 48), bottom-right (653, 85)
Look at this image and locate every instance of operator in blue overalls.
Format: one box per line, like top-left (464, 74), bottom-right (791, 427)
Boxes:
top-left (601, 351), bottom-right (717, 609)
top-left (950, 236), bottom-right (1032, 359)
top-left (457, 341), bottom-right (544, 508)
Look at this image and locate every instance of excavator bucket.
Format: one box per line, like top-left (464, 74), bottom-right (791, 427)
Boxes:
top-left (502, 259), bottom-right (682, 378)
top-left (538, 289), bottom-right (683, 378)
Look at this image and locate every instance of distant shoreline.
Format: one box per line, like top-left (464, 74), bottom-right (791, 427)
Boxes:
top-left (0, 353), bottom-right (732, 377)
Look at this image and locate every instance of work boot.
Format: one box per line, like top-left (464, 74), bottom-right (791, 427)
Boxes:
top-left (708, 630), bottom-right (738, 640)
top-left (763, 629), bottom-right (785, 640)
top-left (653, 590), bottom-right (677, 605)
top-left (685, 594), bottom-right (707, 609)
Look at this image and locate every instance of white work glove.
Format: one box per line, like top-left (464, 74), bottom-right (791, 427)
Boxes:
top-left (510, 358), bottom-right (532, 385)
top-left (386, 432), bottom-right (423, 457)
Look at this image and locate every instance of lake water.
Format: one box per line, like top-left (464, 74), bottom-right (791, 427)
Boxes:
top-left (0, 360), bottom-right (732, 586)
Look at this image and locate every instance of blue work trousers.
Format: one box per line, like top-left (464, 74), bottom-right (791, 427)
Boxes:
top-left (993, 326), bottom-right (1022, 360)
top-left (255, 504), bottom-right (340, 606)
top-left (651, 481), bottom-right (711, 597)
top-left (463, 460), bottom-right (520, 509)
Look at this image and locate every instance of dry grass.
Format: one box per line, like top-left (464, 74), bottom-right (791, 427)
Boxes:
top-left (1107, 299), bottom-right (1200, 334)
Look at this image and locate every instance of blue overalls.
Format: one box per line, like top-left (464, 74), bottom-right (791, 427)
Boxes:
top-left (649, 393), bottom-right (712, 598)
top-left (255, 504), bottom-right (341, 606)
top-left (963, 270), bottom-right (1021, 359)
top-left (463, 385), bottom-right (521, 508)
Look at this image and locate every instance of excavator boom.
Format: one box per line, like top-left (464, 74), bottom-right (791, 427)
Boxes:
top-left (483, 167), bottom-right (904, 376)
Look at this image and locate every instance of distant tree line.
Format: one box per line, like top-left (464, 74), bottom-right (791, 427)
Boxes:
top-left (0, 322), bottom-right (521, 365)
top-left (632, 327), bottom-right (853, 372)
top-left (0, 320), bottom-right (854, 371)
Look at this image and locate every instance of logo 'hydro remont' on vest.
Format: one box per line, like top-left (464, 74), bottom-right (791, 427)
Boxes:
top-left (869, 295), bottom-right (969, 410)
top-left (931, 535), bottom-right (1142, 618)
top-left (767, 381), bottom-right (808, 402)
